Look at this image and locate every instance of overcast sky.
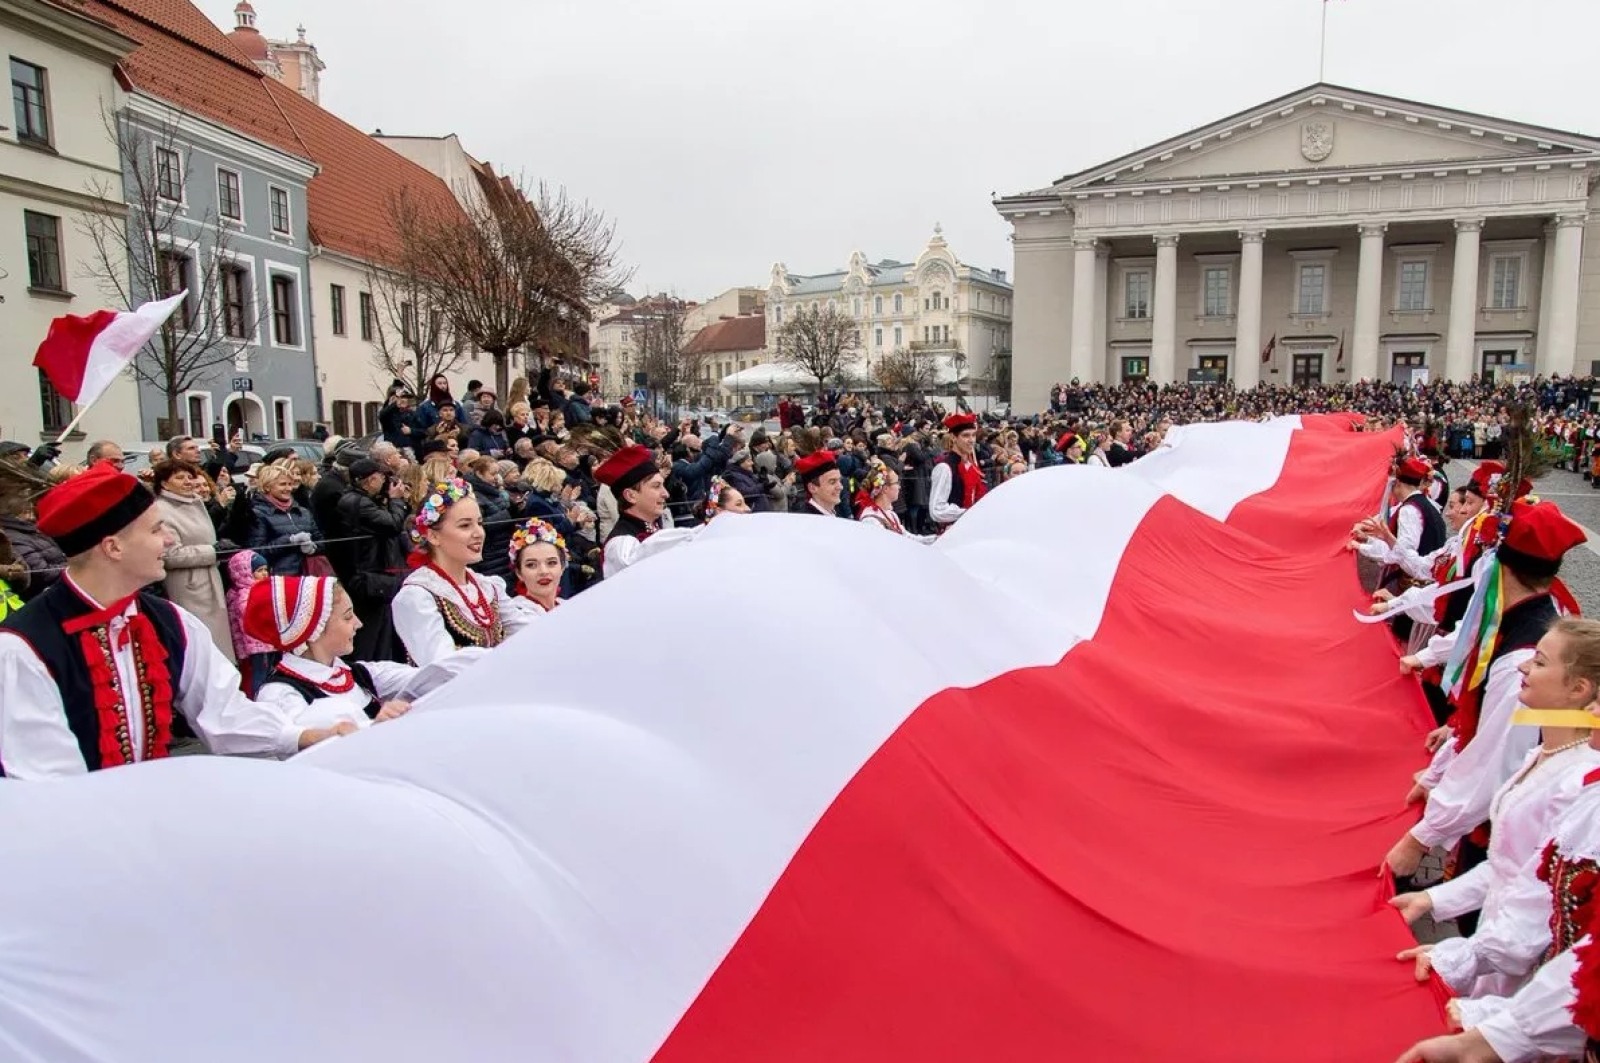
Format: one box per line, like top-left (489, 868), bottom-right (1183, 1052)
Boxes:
top-left (199, 0), bottom-right (1598, 299)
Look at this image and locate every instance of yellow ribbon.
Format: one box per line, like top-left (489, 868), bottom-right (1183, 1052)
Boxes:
top-left (1510, 709), bottom-right (1600, 729)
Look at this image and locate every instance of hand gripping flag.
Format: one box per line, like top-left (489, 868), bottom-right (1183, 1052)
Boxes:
top-left (32, 291), bottom-right (187, 411)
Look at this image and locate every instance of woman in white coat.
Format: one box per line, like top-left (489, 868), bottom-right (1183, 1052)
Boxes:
top-left (153, 460), bottom-right (234, 662)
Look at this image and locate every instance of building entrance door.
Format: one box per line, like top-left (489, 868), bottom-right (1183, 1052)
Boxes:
top-left (1120, 356), bottom-right (1149, 383)
top-left (1291, 353), bottom-right (1323, 387)
top-left (1391, 352), bottom-right (1426, 385)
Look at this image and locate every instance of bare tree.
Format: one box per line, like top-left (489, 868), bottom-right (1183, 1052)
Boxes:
top-left (395, 175), bottom-right (631, 400)
top-left (363, 194), bottom-right (469, 397)
top-left (78, 112), bottom-right (265, 435)
top-left (775, 304), bottom-right (858, 397)
top-left (631, 298), bottom-right (695, 412)
top-left (872, 346), bottom-right (938, 402)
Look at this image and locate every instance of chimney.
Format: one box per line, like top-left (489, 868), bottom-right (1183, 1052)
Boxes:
top-left (993, 268), bottom-right (1007, 282)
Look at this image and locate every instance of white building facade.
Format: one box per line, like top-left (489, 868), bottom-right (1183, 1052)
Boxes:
top-left (0, 0), bottom-right (142, 446)
top-left (764, 226), bottom-right (1013, 394)
top-left (995, 84), bottom-right (1600, 412)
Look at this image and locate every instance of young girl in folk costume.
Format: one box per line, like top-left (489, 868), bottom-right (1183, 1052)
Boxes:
top-left (1391, 618), bottom-right (1600, 1003)
top-left (248, 575), bottom-right (415, 733)
top-left (703, 477), bottom-right (751, 521)
top-left (855, 459), bottom-right (934, 543)
top-left (391, 478), bottom-right (532, 667)
top-left (507, 518), bottom-right (567, 616)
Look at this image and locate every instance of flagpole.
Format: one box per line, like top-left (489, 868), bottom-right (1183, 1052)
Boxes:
top-left (1319, 0), bottom-right (1328, 81)
top-left (54, 404), bottom-right (94, 446)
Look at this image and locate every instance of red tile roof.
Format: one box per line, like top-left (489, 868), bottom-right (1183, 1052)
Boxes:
top-left (263, 79), bottom-right (462, 262)
top-left (686, 315), bottom-right (766, 355)
top-left (83, 0), bottom-right (464, 265)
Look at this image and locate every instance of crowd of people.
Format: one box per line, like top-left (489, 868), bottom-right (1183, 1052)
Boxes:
top-left (7, 366), bottom-right (1600, 1057)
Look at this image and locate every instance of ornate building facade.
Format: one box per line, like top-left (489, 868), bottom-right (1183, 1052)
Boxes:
top-left (996, 84), bottom-right (1600, 412)
top-left (764, 226), bottom-right (1014, 395)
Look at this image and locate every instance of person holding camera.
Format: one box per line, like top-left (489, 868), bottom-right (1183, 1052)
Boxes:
top-left (335, 459), bottom-right (413, 662)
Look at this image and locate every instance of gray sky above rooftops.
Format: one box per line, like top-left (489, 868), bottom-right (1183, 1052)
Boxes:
top-left (199, 0), bottom-right (1600, 300)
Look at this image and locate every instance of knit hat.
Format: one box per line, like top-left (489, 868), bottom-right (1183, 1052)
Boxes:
top-left (35, 464), bottom-right (155, 557)
top-left (243, 575), bottom-right (338, 654)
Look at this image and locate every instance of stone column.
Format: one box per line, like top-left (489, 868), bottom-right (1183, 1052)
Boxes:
top-left (1352, 222), bottom-right (1387, 382)
top-left (1233, 230), bottom-right (1265, 389)
top-left (1536, 220), bottom-right (1558, 367)
top-left (1069, 236), bottom-right (1098, 385)
top-left (1543, 212), bottom-right (1587, 378)
top-left (1152, 233), bottom-right (1180, 383)
top-left (1444, 218), bottom-right (1484, 381)
top-left (1093, 243), bottom-right (1110, 383)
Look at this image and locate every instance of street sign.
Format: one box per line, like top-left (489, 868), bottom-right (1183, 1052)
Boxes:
top-left (231, 376), bottom-right (253, 392)
top-left (631, 388), bottom-right (649, 405)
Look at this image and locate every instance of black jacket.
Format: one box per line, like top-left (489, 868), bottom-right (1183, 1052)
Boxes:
top-left (335, 486), bottom-right (409, 603)
top-left (0, 516), bottom-right (65, 602)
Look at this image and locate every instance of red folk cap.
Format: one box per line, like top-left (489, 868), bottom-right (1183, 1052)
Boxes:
top-left (1056, 432), bottom-right (1081, 453)
top-left (593, 445), bottom-right (657, 493)
top-left (943, 413), bottom-right (978, 433)
top-left (244, 576), bottom-right (337, 653)
top-left (1395, 457), bottom-right (1432, 485)
top-left (35, 464), bottom-right (154, 557)
top-left (794, 450), bottom-right (839, 482)
top-left (1502, 499), bottom-right (1587, 563)
top-left (1467, 460), bottom-right (1532, 501)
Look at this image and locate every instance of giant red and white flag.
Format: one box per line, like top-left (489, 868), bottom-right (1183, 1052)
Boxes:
top-left (0, 416), bottom-right (1448, 1063)
top-left (31, 291), bottom-right (187, 410)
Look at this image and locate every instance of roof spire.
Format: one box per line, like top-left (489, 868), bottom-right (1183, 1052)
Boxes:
top-left (234, 0), bottom-right (256, 29)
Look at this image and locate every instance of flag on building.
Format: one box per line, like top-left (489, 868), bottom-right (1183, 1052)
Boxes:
top-left (0, 418), bottom-right (1445, 1063)
top-left (1261, 332), bottom-right (1277, 364)
top-left (32, 291), bottom-right (187, 410)
top-left (1337, 329), bottom-right (1346, 367)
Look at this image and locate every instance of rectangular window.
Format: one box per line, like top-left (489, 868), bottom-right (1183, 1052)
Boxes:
top-left (221, 264), bottom-right (251, 339)
top-left (1397, 261), bottom-right (1429, 311)
top-left (156, 147), bottom-right (183, 201)
top-left (852, 297), bottom-right (861, 317)
top-left (23, 210), bottom-right (63, 290)
top-left (873, 295), bottom-right (882, 314)
top-left (923, 326), bottom-right (930, 343)
top-left (271, 274), bottom-right (296, 345)
top-left (1124, 270), bottom-right (1152, 319)
top-left (187, 395), bottom-right (207, 439)
top-left (1296, 263), bottom-right (1327, 315)
top-left (273, 399), bottom-right (290, 440)
top-left (217, 168), bottom-right (242, 221)
top-left (331, 400), bottom-right (354, 437)
top-left (269, 187), bottom-right (290, 234)
top-left (1491, 257), bottom-right (1522, 310)
top-left (10, 58), bottom-right (48, 145)
top-left (329, 284), bottom-right (346, 335)
top-left (874, 327), bottom-right (883, 347)
top-left (155, 249), bottom-right (194, 327)
top-left (893, 325), bottom-right (902, 347)
top-left (400, 301), bottom-right (415, 348)
top-left (359, 291), bottom-right (374, 341)
top-left (37, 367), bottom-right (70, 431)
top-left (1202, 267), bottom-right (1231, 317)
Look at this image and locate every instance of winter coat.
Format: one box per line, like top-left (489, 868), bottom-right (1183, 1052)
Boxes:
top-left (247, 495), bottom-right (320, 576)
top-left (155, 490), bottom-right (234, 662)
top-left (225, 550), bottom-right (275, 659)
top-left (414, 397), bottom-right (465, 434)
top-left (0, 515), bottom-right (65, 602)
top-left (378, 401), bottom-right (418, 452)
top-left (754, 450), bottom-right (792, 513)
top-left (467, 426), bottom-right (510, 458)
top-left (310, 467), bottom-right (351, 573)
top-left (900, 441), bottom-right (932, 509)
top-left (721, 465), bottom-right (770, 513)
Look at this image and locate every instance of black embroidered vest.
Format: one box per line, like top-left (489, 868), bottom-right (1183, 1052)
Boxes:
top-left (0, 581), bottom-right (189, 773)
top-left (262, 662), bottom-right (383, 719)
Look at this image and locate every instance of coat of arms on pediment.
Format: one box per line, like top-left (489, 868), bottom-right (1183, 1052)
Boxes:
top-left (1301, 120), bottom-right (1335, 162)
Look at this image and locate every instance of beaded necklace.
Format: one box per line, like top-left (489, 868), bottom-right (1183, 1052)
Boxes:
top-left (276, 657), bottom-right (355, 694)
top-left (426, 561), bottom-right (497, 629)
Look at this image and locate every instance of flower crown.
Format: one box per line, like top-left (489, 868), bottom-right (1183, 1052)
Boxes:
top-left (705, 476), bottom-right (730, 520)
top-left (508, 517), bottom-right (567, 567)
top-left (862, 458), bottom-right (893, 497)
top-left (411, 478), bottom-right (474, 547)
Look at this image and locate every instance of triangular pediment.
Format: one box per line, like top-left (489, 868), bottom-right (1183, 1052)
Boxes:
top-left (1054, 84), bottom-right (1600, 192)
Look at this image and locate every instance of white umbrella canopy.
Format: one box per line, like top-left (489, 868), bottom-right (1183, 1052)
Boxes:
top-left (719, 363), bottom-right (831, 391)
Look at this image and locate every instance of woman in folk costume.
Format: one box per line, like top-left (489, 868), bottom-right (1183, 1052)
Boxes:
top-left (506, 518), bottom-right (567, 616)
top-left (1391, 618), bottom-right (1600, 1002)
top-left (0, 465), bottom-right (346, 779)
top-left (1384, 500), bottom-right (1588, 887)
top-left (595, 445), bottom-right (696, 575)
top-left (704, 476), bottom-right (752, 520)
top-left (855, 459), bottom-right (934, 543)
top-left (929, 412), bottom-right (988, 531)
top-left (392, 478), bottom-right (532, 667)
top-left (250, 575), bottom-right (416, 732)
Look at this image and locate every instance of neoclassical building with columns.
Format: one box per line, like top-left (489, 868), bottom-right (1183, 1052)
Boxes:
top-left (995, 84), bottom-right (1600, 412)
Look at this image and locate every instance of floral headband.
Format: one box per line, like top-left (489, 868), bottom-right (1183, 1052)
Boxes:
top-left (862, 458), bottom-right (894, 496)
top-left (705, 476), bottom-right (730, 520)
top-left (411, 478), bottom-right (474, 547)
top-left (508, 517), bottom-right (567, 568)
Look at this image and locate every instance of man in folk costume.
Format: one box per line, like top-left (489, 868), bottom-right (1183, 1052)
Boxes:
top-left (793, 450), bottom-right (845, 518)
top-left (595, 444), bottom-right (694, 575)
top-left (1353, 456), bottom-right (1448, 642)
top-left (1383, 500), bottom-right (1587, 887)
top-left (929, 412), bottom-right (988, 531)
top-left (0, 465), bottom-right (350, 779)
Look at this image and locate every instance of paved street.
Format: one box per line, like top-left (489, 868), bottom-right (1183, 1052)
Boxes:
top-left (1450, 458), bottom-right (1600, 613)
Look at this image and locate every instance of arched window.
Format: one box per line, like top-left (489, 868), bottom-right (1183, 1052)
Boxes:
top-left (873, 295), bottom-right (882, 314)
top-left (893, 293), bottom-right (903, 314)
